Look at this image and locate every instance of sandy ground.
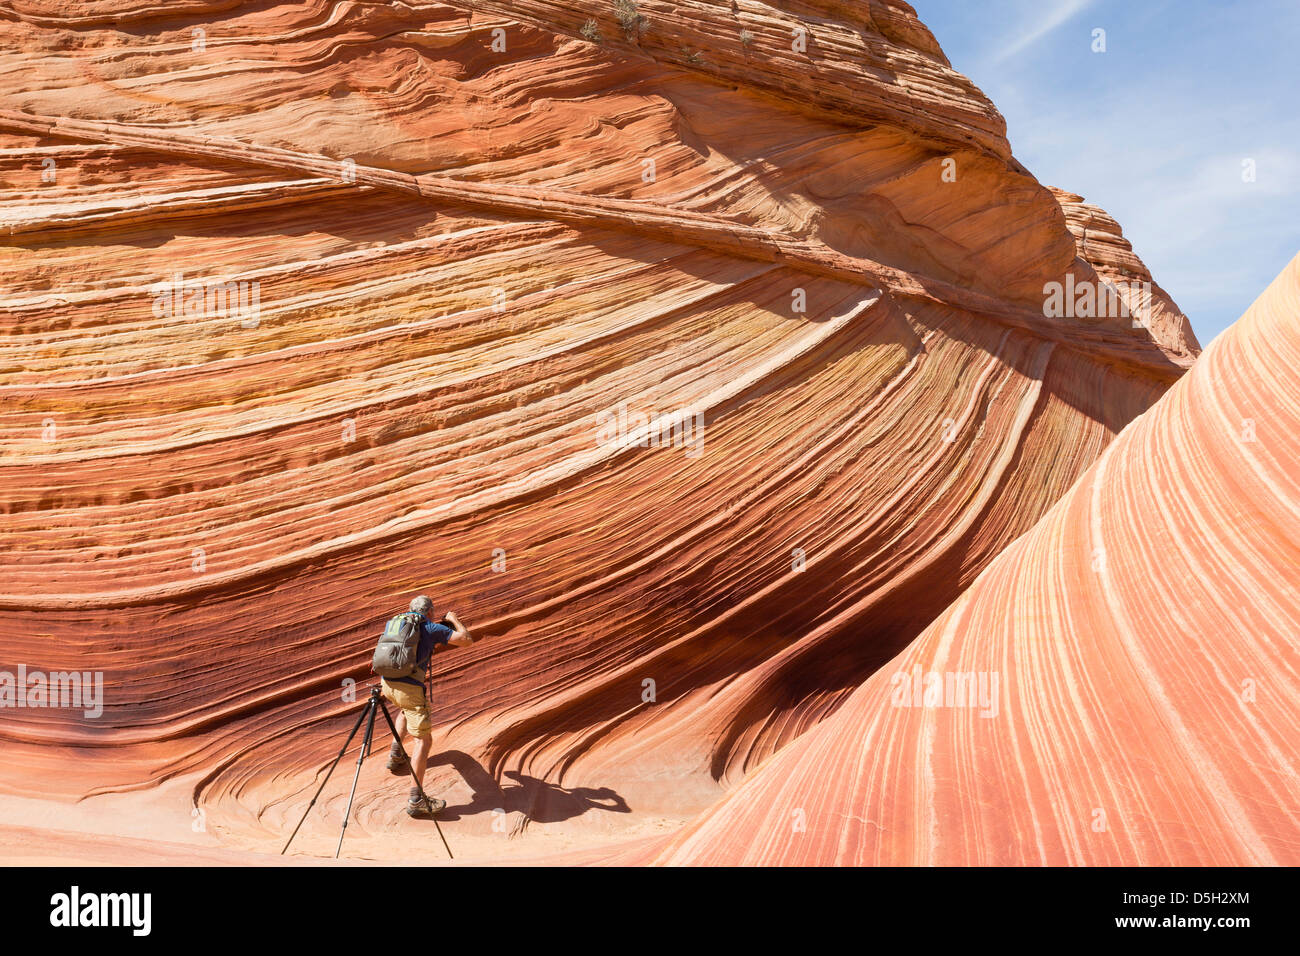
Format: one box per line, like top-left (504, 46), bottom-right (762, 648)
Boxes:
top-left (0, 770), bottom-right (685, 865)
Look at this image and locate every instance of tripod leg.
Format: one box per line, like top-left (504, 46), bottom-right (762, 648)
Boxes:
top-left (375, 695), bottom-right (416, 782)
top-left (335, 697), bottom-right (379, 859)
top-left (376, 696), bottom-right (454, 860)
top-left (281, 698), bottom-right (372, 855)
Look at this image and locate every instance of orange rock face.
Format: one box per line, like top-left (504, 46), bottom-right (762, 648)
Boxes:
top-left (643, 253), bottom-right (1300, 866)
top-left (1, 2), bottom-right (1269, 866)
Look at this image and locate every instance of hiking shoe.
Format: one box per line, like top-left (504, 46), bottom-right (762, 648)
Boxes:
top-left (386, 743), bottom-right (410, 775)
top-left (387, 754), bottom-right (410, 775)
top-left (406, 793), bottom-right (446, 818)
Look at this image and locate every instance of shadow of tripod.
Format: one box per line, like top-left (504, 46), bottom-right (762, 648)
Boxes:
top-left (281, 686), bottom-right (453, 859)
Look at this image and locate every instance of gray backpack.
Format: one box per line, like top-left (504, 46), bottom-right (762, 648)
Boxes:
top-left (372, 611), bottom-right (424, 679)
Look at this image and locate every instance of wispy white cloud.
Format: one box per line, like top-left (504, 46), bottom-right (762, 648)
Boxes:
top-left (989, 0), bottom-right (1097, 64)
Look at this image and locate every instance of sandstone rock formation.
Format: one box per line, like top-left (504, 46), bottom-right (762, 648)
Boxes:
top-left (1, 2), bottom-right (1268, 866)
top-left (638, 253), bottom-right (1300, 866)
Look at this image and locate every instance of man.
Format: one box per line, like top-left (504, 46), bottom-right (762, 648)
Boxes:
top-left (380, 595), bottom-right (473, 817)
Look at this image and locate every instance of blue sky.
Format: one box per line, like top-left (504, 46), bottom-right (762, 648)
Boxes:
top-left (914, 0), bottom-right (1300, 345)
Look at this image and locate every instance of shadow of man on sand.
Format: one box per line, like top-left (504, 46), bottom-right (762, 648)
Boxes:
top-left (427, 750), bottom-right (630, 824)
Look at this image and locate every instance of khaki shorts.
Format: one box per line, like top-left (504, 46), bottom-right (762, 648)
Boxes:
top-left (381, 678), bottom-right (431, 739)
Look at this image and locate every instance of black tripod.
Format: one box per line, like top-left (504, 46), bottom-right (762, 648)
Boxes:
top-left (281, 686), bottom-right (453, 859)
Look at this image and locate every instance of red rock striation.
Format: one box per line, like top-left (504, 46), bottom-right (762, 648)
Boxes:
top-left (0, 1), bottom-right (1242, 864)
top-left (641, 253), bottom-right (1300, 866)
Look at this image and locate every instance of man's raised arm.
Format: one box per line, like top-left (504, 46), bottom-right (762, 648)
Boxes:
top-left (443, 611), bottom-right (473, 648)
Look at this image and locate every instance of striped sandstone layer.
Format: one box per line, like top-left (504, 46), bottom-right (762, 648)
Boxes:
top-left (639, 254), bottom-right (1300, 866)
top-left (0, 1), bottom-right (1213, 861)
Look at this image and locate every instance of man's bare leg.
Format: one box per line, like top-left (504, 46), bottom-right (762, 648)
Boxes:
top-left (412, 735), bottom-right (431, 785)
top-left (387, 711), bottom-right (411, 771)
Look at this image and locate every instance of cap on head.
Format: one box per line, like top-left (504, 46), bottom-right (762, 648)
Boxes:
top-left (409, 595), bottom-right (434, 617)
